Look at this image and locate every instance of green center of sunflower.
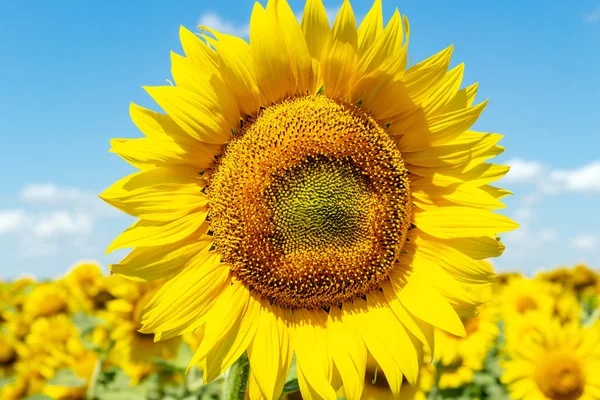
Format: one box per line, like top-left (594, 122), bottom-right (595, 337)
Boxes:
top-left (266, 156), bottom-right (372, 253)
top-left (209, 95), bottom-right (412, 309)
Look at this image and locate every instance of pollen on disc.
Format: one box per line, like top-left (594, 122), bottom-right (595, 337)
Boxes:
top-left (208, 95), bottom-right (412, 309)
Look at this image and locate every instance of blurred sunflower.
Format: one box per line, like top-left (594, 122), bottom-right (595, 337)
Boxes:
top-left (503, 311), bottom-right (552, 353)
top-left (434, 284), bottom-right (500, 388)
top-left (15, 314), bottom-right (98, 399)
top-left (499, 278), bottom-right (555, 320)
top-left (63, 261), bottom-right (115, 312)
top-left (105, 278), bottom-right (180, 382)
top-left (22, 282), bottom-right (71, 320)
top-left (571, 265), bottom-right (598, 296)
top-left (0, 334), bottom-right (19, 376)
top-left (502, 320), bottom-right (600, 400)
top-left (102, 0), bottom-right (517, 398)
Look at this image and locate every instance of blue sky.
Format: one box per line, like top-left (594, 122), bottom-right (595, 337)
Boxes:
top-left (0, 0), bottom-right (599, 279)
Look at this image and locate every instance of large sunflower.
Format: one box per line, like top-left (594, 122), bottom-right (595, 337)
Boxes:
top-left (102, 0), bottom-right (517, 398)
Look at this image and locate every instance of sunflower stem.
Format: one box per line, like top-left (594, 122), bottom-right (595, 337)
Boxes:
top-left (85, 356), bottom-right (103, 400)
top-left (223, 352), bottom-right (250, 400)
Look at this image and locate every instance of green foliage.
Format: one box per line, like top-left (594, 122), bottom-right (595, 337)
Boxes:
top-left (46, 369), bottom-right (87, 388)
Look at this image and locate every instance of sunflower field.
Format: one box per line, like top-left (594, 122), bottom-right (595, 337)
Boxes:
top-left (1, 262), bottom-right (598, 400)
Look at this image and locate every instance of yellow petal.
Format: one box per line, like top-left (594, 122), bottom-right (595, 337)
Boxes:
top-left (356, 9), bottom-right (403, 79)
top-left (406, 248), bottom-right (482, 307)
top-left (439, 82), bottom-right (478, 114)
top-left (402, 131), bottom-right (501, 168)
top-left (144, 86), bottom-right (237, 144)
top-left (294, 308), bottom-right (337, 400)
top-left (139, 252), bottom-right (229, 336)
top-left (250, 2), bottom-right (295, 104)
top-left (411, 179), bottom-right (505, 211)
top-left (421, 63), bottom-right (465, 116)
top-left (179, 26), bottom-right (218, 73)
top-left (100, 167), bottom-right (208, 222)
top-left (389, 101), bottom-right (487, 152)
top-left (199, 292), bottom-right (261, 382)
top-left (106, 211), bottom-right (207, 253)
top-left (350, 10), bottom-right (406, 102)
top-left (407, 162), bottom-right (510, 186)
top-left (432, 235), bottom-right (506, 260)
top-left (382, 282), bottom-right (435, 354)
top-left (301, 0), bottom-right (330, 60)
top-left (199, 28), bottom-right (261, 116)
top-left (247, 301), bottom-right (294, 400)
top-left (130, 103), bottom-right (195, 141)
top-left (273, 0), bottom-right (313, 95)
top-left (170, 52), bottom-right (240, 126)
top-left (393, 276), bottom-right (466, 337)
top-left (319, 0), bottom-right (358, 99)
top-left (356, 0), bottom-right (383, 57)
top-left (109, 233), bottom-right (212, 281)
top-left (481, 185), bottom-right (513, 199)
top-left (365, 45), bottom-right (452, 120)
top-left (407, 230), bottom-right (497, 283)
top-left (109, 137), bottom-right (220, 171)
top-left (345, 298), bottom-right (405, 394)
top-left (414, 207), bottom-right (519, 239)
top-left (327, 306), bottom-right (367, 400)
top-left (189, 280), bottom-right (252, 379)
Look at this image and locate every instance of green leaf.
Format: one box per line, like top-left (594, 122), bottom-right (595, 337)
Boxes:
top-left (72, 312), bottom-right (105, 336)
top-left (24, 395), bottom-right (53, 400)
top-left (282, 378), bottom-right (299, 393)
top-left (46, 369), bottom-right (87, 388)
top-left (0, 375), bottom-right (16, 389)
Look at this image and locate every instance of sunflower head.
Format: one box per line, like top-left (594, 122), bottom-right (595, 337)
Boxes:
top-left (22, 283), bottom-right (70, 319)
top-left (102, 0), bottom-right (518, 398)
top-left (210, 95), bottom-right (412, 309)
top-left (502, 320), bottom-right (600, 400)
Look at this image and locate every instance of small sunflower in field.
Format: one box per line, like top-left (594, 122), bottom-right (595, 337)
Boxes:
top-left (105, 278), bottom-right (180, 380)
top-left (22, 282), bottom-right (71, 320)
top-left (15, 314), bottom-right (98, 399)
top-left (0, 334), bottom-right (19, 376)
top-left (501, 320), bottom-right (600, 400)
top-left (102, 0), bottom-right (517, 397)
top-left (63, 261), bottom-right (115, 313)
top-left (571, 265), bottom-right (598, 296)
top-left (502, 311), bottom-right (553, 353)
top-left (499, 278), bottom-right (555, 320)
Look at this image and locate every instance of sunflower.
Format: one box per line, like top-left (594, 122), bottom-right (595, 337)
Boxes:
top-left (499, 277), bottom-right (555, 320)
top-left (501, 320), bottom-right (600, 400)
top-left (14, 314), bottom-right (98, 399)
top-left (102, 0), bottom-right (517, 398)
top-left (63, 261), bottom-right (115, 312)
top-left (22, 282), bottom-right (71, 320)
top-left (105, 277), bottom-right (180, 382)
top-left (0, 333), bottom-right (19, 376)
top-left (434, 283), bottom-right (500, 388)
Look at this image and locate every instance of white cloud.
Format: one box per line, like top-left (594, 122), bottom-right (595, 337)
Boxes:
top-left (503, 158), bottom-right (545, 183)
top-left (20, 183), bottom-right (117, 217)
top-left (569, 234), bottom-right (599, 252)
top-left (584, 8), bottom-right (600, 23)
top-left (31, 211), bottom-right (93, 238)
top-left (503, 159), bottom-right (600, 195)
top-left (2, 183), bottom-right (123, 259)
top-left (0, 209), bottom-right (31, 235)
top-left (548, 162), bottom-right (600, 194)
top-left (197, 12), bottom-right (250, 38)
